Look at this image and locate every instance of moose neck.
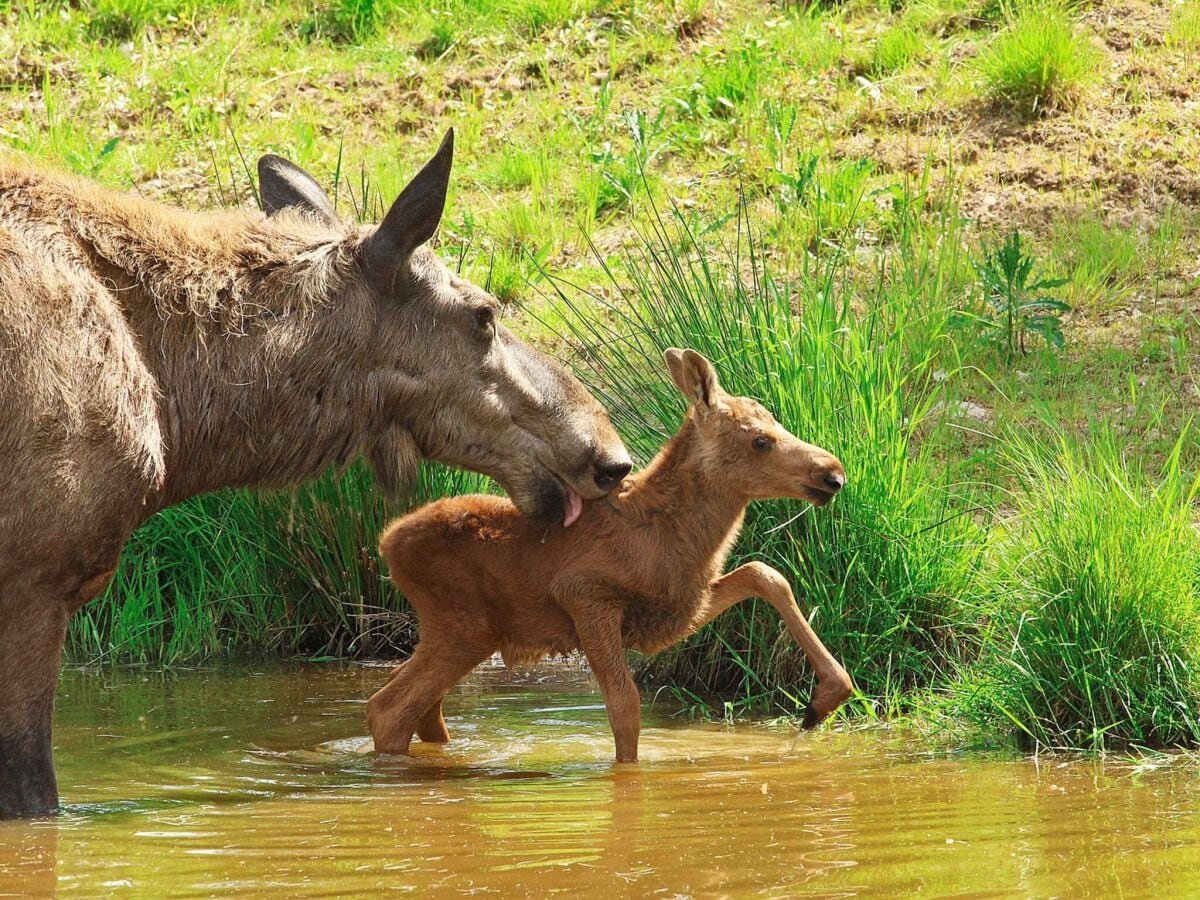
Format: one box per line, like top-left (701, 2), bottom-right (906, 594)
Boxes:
top-left (77, 201), bottom-right (381, 507)
top-left (626, 415), bottom-right (750, 571)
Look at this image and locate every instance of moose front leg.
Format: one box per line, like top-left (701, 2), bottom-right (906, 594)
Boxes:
top-left (573, 610), bottom-right (641, 763)
top-left (0, 581), bottom-right (71, 819)
top-left (695, 562), bottom-right (852, 729)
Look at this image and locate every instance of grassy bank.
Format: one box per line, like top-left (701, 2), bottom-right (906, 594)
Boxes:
top-left (4, 0), bottom-right (1200, 751)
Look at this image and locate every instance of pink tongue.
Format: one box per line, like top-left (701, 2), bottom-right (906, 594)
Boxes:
top-left (563, 483), bottom-right (583, 528)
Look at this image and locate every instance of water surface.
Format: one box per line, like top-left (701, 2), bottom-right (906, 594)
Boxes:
top-left (2, 662), bottom-right (1198, 896)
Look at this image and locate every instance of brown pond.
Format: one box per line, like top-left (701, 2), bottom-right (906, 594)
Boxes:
top-left (1, 662), bottom-right (1198, 896)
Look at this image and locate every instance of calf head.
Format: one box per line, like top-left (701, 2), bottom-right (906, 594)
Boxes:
top-left (258, 131), bottom-right (630, 524)
top-left (664, 348), bottom-right (846, 506)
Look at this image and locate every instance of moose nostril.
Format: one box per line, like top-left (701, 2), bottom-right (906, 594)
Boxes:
top-left (594, 460), bottom-right (632, 490)
top-left (824, 471), bottom-right (846, 491)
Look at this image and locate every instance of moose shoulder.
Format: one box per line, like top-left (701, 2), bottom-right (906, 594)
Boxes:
top-left (0, 131), bottom-right (630, 819)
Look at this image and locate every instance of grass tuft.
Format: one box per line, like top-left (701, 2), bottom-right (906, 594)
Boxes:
top-left (545, 193), bottom-right (984, 717)
top-left (955, 427), bottom-right (1200, 751)
top-left (299, 0), bottom-right (390, 44)
top-left (977, 1), bottom-right (1099, 114)
top-left (1168, 0), bottom-right (1200, 50)
top-left (871, 24), bottom-right (928, 76)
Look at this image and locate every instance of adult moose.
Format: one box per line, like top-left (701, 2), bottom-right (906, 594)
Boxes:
top-left (0, 130), bottom-right (631, 818)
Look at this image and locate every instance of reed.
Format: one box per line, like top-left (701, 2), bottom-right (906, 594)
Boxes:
top-left (541, 192), bottom-right (985, 717)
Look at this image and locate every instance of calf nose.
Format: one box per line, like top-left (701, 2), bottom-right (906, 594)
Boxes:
top-left (594, 459), bottom-right (632, 491)
top-left (822, 463), bottom-right (846, 492)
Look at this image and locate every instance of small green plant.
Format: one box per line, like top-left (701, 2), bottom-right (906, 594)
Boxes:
top-left (977, 1), bottom-right (1099, 114)
top-left (966, 230), bottom-right (1070, 361)
top-left (416, 17), bottom-right (456, 59)
top-left (1168, 0), bottom-right (1200, 50)
top-left (768, 151), bottom-right (878, 257)
top-left (675, 0), bottom-right (709, 39)
top-left (676, 46), bottom-right (762, 120)
top-left (577, 109), bottom-right (663, 226)
top-left (300, 0), bottom-right (388, 44)
top-left (871, 24), bottom-right (927, 76)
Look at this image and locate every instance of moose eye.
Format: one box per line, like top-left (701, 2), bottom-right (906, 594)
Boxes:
top-left (474, 306), bottom-right (496, 337)
top-left (752, 435), bottom-right (773, 452)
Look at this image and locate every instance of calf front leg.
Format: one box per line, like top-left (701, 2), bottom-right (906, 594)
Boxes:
top-left (573, 609), bottom-right (640, 763)
top-left (695, 562), bottom-right (852, 728)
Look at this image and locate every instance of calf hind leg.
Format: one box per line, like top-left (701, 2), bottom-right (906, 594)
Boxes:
top-left (372, 661), bottom-right (449, 742)
top-left (416, 700), bottom-right (450, 744)
top-left (368, 641), bottom-right (490, 754)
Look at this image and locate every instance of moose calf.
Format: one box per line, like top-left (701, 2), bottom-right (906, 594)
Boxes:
top-left (372, 349), bottom-right (853, 761)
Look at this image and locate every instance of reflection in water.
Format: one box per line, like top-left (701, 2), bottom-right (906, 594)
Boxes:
top-left (0, 662), bottom-right (1198, 895)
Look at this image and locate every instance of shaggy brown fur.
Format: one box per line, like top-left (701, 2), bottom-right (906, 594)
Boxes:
top-left (0, 131), bottom-right (630, 818)
top-left (373, 349), bottom-right (853, 761)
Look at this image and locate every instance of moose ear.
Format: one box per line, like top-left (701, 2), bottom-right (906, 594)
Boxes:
top-left (257, 155), bottom-right (338, 224)
top-left (664, 348), bottom-right (721, 414)
top-left (364, 129), bottom-right (454, 273)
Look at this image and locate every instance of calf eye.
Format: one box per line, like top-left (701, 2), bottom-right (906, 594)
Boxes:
top-left (752, 435), bottom-right (772, 452)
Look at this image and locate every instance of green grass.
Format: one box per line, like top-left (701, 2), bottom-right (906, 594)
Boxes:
top-left (870, 24), bottom-right (928, 77)
top-left (68, 464), bottom-right (491, 664)
top-left (300, 0), bottom-right (390, 44)
top-left (5, 0), bottom-right (1200, 751)
top-left (546, 192), bottom-right (984, 718)
top-left (952, 427), bottom-right (1200, 751)
top-left (977, 1), bottom-right (1100, 114)
top-left (1050, 214), bottom-right (1143, 309)
top-left (1168, 0), bottom-right (1200, 50)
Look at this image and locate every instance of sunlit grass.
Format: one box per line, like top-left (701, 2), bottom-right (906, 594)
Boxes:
top-left (952, 426), bottom-right (1200, 751)
top-left (544, 191), bottom-right (985, 717)
top-left (1168, 0), bottom-right (1200, 50)
top-left (977, 1), bottom-right (1100, 114)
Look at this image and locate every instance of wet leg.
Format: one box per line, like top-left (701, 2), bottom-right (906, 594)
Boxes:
top-left (416, 700), bottom-right (450, 743)
top-left (374, 660), bottom-right (449, 741)
top-left (0, 582), bottom-right (69, 819)
top-left (694, 562), bottom-right (852, 728)
top-left (368, 642), bottom-right (488, 754)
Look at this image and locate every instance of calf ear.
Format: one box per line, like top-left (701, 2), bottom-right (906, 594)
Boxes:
top-left (257, 155), bottom-right (338, 224)
top-left (664, 348), bottom-right (721, 414)
top-left (364, 129), bottom-right (454, 273)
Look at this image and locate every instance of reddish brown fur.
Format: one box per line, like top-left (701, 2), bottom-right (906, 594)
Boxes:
top-left (372, 349), bottom-right (854, 761)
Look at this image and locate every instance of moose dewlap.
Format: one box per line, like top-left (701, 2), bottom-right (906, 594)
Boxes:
top-left (372, 349), bottom-right (853, 762)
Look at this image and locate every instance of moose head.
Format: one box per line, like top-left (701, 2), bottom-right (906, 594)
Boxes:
top-left (258, 131), bottom-right (631, 525)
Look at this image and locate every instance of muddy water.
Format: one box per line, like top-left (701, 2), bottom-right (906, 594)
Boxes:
top-left (2, 663), bottom-right (1199, 897)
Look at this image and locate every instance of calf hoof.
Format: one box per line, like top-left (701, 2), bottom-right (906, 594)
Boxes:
top-left (371, 734), bottom-right (414, 755)
top-left (802, 703), bottom-right (824, 730)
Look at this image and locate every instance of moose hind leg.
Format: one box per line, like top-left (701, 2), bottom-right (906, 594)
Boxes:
top-left (0, 583), bottom-right (70, 819)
